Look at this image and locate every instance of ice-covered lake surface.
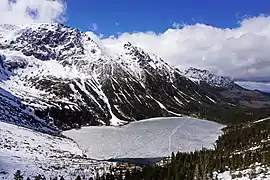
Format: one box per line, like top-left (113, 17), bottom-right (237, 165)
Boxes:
top-left (63, 117), bottom-right (225, 160)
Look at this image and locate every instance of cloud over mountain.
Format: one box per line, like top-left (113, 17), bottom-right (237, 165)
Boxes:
top-left (102, 15), bottom-right (270, 81)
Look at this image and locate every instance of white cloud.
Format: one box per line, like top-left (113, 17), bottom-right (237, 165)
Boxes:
top-left (0, 0), bottom-right (66, 24)
top-left (115, 22), bottom-right (120, 26)
top-left (90, 23), bottom-right (98, 31)
top-left (102, 15), bottom-right (270, 80)
top-left (85, 31), bottom-right (104, 48)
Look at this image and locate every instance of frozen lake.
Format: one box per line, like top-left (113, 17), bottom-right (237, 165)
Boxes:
top-left (63, 117), bottom-right (225, 160)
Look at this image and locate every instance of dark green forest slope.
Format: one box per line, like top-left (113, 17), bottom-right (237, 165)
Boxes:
top-left (98, 119), bottom-right (270, 180)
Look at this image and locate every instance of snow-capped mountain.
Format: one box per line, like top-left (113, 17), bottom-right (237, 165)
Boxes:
top-left (0, 23), bottom-right (269, 132)
top-left (0, 23), bottom-right (125, 131)
top-left (184, 67), bottom-right (234, 88)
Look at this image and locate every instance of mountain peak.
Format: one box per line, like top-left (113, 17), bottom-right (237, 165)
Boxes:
top-left (123, 41), bottom-right (133, 48)
top-left (184, 67), bottom-right (234, 88)
top-left (123, 42), bottom-right (145, 55)
top-left (0, 23), bottom-right (103, 62)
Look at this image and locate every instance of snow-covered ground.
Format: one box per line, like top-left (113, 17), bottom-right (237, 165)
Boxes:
top-left (0, 121), bottom-right (113, 180)
top-left (63, 117), bottom-right (225, 160)
top-left (215, 163), bottom-right (270, 180)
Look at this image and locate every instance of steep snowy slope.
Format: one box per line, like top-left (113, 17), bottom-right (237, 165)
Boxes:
top-left (0, 87), bottom-right (58, 134)
top-left (0, 121), bottom-right (113, 179)
top-left (97, 42), bottom-right (222, 121)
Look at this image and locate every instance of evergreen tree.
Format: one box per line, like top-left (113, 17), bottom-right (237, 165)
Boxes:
top-left (96, 171), bottom-right (100, 180)
top-left (125, 170), bottom-right (131, 179)
top-left (34, 175), bottom-right (46, 180)
top-left (14, 170), bottom-right (23, 180)
top-left (193, 164), bottom-right (199, 180)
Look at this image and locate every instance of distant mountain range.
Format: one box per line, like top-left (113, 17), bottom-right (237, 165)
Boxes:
top-left (235, 81), bottom-right (270, 93)
top-left (0, 23), bottom-right (269, 133)
top-left (184, 67), bottom-right (234, 88)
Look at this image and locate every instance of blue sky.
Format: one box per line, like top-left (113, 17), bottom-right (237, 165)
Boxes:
top-left (66, 0), bottom-right (270, 36)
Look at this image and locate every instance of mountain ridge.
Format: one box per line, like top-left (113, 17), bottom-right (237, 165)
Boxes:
top-left (0, 23), bottom-right (269, 133)
top-left (184, 67), bottom-right (234, 88)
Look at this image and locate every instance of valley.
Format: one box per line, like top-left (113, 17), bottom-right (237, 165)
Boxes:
top-left (0, 23), bottom-right (269, 179)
